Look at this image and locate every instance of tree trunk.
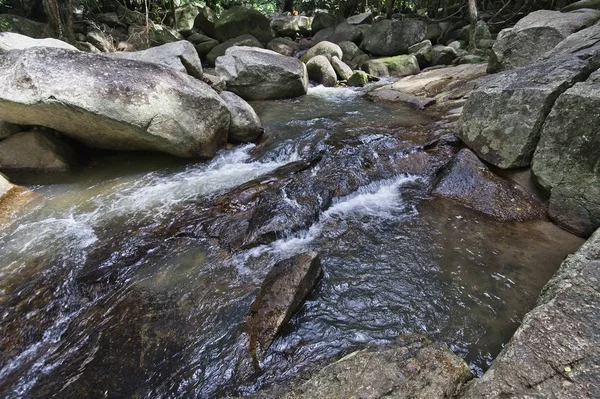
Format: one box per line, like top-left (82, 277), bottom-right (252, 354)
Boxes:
top-left (386, 0), bottom-right (395, 18)
top-left (468, 0), bottom-right (478, 51)
top-left (43, 0), bottom-right (74, 41)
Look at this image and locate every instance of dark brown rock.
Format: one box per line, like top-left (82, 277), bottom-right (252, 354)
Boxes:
top-left (246, 252), bottom-right (322, 359)
top-left (432, 149), bottom-right (546, 222)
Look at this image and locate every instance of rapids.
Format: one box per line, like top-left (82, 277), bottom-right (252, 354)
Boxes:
top-left (0, 86), bottom-right (584, 398)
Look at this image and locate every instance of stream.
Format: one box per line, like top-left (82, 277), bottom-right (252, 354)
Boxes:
top-left (0, 86), bottom-right (584, 398)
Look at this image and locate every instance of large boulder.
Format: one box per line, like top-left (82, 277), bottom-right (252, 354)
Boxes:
top-left (306, 55), bottom-right (337, 87)
top-left (489, 9), bottom-right (600, 72)
top-left (462, 228), bottom-right (600, 398)
top-left (433, 149), bottom-right (546, 221)
top-left (408, 39), bottom-right (433, 68)
top-left (0, 14), bottom-right (48, 38)
top-left (361, 19), bottom-right (427, 56)
top-left (312, 21), bottom-right (363, 44)
top-left (267, 37), bottom-right (300, 57)
top-left (193, 6), bottom-right (217, 38)
top-left (219, 91), bottom-right (263, 143)
top-left (362, 54), bottom-right (420, 78)
top-left (214, 6), bottom-right (273, 44)
top-left (338, 40), bottom-right (364, 62)
top-left (248, 335), bottom-right (473, 399)
top-left (562, 0), bottom-right (600, 11)
top-left (0, 32), bottom-right (77, 54)
top-left (330, 55), bottom-right (353, 80)
top-left (0, 130), bottom-right (77, 173)
top-left (126, 21), bottom-right (180, 50)
top-left (174, 3), bottom-right (200, 31)
top-left (311, 11), bottom-right (336, 34)
top-left (300, 40), bottom-right (343, 63)
top-left (216, 47), bottom-right (308, 100)
top-left (531, 69), bottom-right (600, 236)
top-left (246, 252), bottom-right (322, 359)
top-left (206, 34), bottom-right (263, 67)
top-left (431, 44), bottom-right (458, 65)
top-left (543, 20), bottom-right (600, 58)
top-left (458, 47), bottom-right (600, 169)
top-left (270, 15), bottom-right (312, 38)
top-left (109, 40), bottom-right (203, 79)
top-left (0, 48), bottom-right (230, 158)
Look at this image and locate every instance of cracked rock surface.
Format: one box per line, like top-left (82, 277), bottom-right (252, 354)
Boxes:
top-left (461, 228), bottom-right (600, 399)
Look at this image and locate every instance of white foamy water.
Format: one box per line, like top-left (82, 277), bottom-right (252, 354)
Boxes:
top-left (307, 85), bottom-right (360, 102)
top-left (247, 175), bottom-right (418, 257)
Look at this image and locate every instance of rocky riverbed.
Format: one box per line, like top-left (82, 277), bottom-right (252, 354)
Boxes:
top-left (0, 4), bottom-right (599, 399)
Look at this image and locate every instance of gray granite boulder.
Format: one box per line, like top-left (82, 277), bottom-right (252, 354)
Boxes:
top-left (267, 37), bottom-right (300, 57)
top-left (206, 34), bottom-right (263, 66)
top-left (271, 15), bottom-right (312, 38)
top-left (214, 6), bottom-right (273, 44)
top-left (306, 55), bottom-right (337, 86)
top-left (219, 91), bottom-right (263, 143)
top-left (531, 69), bottom-right (600, 236)
top-left (362, 54), bottom-right (420, 78)
top-left (0, 32), bottom-right (77, 54)
top-left (300, 40), bottom-right (343, 62)
top-left (361, 19), bottom-right (427, 56)
top-left (0, 48), bottom-right (230, 158)
top-left (458, 47), bottom-right (600, 169)
top-left (489, 9), bottom-right (600, 72)
top-left (330, 55), bottom-right (353, 80)
top-left (216, 47), bottom-right (308, 100)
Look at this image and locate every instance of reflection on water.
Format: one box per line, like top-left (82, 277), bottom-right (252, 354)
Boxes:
top-left (0, 86), bottom-right (584, 398)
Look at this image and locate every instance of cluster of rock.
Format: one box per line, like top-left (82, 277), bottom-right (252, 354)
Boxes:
top-left (459, 8), bottom-right (600, 237)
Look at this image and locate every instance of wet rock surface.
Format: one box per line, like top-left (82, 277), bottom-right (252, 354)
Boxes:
top-left (244, 334), bottom-right (473, 399)
top-left (246, 252), bottom-right (322, 360)
top-left (432, 149), bottom-right (546, 222)
top-left (461, 228), bottom-right (600, 399)
top-left (220, 91), bottom-right (264, 143)
top-left (0, 47), bottom-right (230, 158)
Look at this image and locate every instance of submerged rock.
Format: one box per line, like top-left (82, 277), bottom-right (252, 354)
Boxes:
top-left (247, 334), bottom-right (473, 399)
top-left (216, 47), bottom-right (308, 100)
top-left (0, 32), bottom-right (77, 54)
top-left (489, 9), bottom-right (600, 72)
top-left (109, 40), bottom-right (203, 79)
top-left (432, 149), bottom-right (546, 221)
top-left (0, 130), bottom-right (78, 173)
top-left (462, 228), bottom-right (600, 398)
top-left (531, 69), bottom-right (600, 236)
top-left (246, 252), bottom-right (322, 360)
top-left (219, 91), bottom-right (264, 143)
top-left (458, 47), bottom-right (600, 169)
top-left (0, 47), bottom-right (230, 158)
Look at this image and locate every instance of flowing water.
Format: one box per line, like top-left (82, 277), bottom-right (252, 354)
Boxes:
top-left (0, 86), bottom-right (584, 398)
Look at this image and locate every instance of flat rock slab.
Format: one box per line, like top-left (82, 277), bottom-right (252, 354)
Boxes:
top-left (246, 252), bottom-right (322, 359)
top-left (247, 335), bottom-right (473, 399)
top-left (0, 47), bottom-right (230, 158)
top-left (433, 149), bottom-right (546, 222)
top-left (459, 47), bottom-right (600, 169)
top-left (365, 88), bottom-right (435, 109)
top-left (531, 69), bottom-right (600, 236)
top-left (462, 228), bottom-right (600, 398)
